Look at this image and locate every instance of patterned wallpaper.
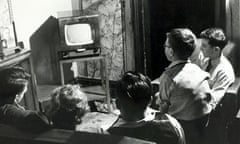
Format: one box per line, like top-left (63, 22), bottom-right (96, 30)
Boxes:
top-left (0, 0), bottom-right (16, 48)
top-left (76, 0), bottom-right (123, 81)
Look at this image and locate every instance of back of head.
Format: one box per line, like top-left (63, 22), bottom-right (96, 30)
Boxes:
top-left (168, 28), bottom-right (196, 60)
top-left (48, 84), bottom-right (89, 129)
top-left (116, 71), bottom-right (152, 112)
top-left (58, 85), bottom-right (89, 111)
top-left (200, 28), bottom-right (228, 50)
top-left (0, 66), bottom-right (30, 104)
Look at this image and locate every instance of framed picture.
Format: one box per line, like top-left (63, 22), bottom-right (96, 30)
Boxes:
top-left (0, 0), bottom-right (17, 49)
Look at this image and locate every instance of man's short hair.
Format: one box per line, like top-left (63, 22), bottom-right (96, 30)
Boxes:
top-left (116, 71), bottom-right (152, 110)
top-left (167, 28), bottom-right (196, 60)
top-left (200, 28), bottom-right (228, 50)
top-left (0, 66), bottom-right (30, 99)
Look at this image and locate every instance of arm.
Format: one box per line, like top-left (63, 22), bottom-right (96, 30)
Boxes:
top-left (209, 70), bottom-right (235, 108)
top-left (154, 74), bottom-right (172, 113)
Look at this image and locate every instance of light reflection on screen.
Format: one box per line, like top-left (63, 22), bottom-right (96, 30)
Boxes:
top-left (65, 23), bottom-right (93, 46)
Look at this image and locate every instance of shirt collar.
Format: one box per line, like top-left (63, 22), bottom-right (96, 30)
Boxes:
top-left (166, 60), bottom-right (188, 70)
top-left (115, 107), bottom-right (159, 127)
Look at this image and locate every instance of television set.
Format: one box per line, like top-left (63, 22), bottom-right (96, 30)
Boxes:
top-left (58, 14), bottom-right (100, 55)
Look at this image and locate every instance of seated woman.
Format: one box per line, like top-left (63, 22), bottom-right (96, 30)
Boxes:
top-left (107, 71), bottom-right (185, 144)
top-left (46, 84), bottom-right (90, 130)
top-left (0, 66), bottom-right (50, 132)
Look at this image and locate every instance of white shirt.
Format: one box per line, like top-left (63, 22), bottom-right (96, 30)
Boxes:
top-left (207, 54), bottom-right (235, 107)
top-left (191, 52), bottom-right (235, 108)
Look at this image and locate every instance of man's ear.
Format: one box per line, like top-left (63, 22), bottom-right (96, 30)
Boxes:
top-left (169, 48), bottom-right (174, 57)
top-left (167, 48), bottom-right (175, 61)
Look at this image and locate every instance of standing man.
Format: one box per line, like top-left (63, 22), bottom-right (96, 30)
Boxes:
top-left (199, 28), bottom-right (235, 108)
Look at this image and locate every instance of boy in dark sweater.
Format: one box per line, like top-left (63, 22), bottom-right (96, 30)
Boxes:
top-left (0, 67), bottom-right (50, 132)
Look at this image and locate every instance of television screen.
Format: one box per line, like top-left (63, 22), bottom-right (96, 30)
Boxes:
top-left (65, 23), bottom-right (93, 46)
top-left (58, 14), bottom-right (100, 53)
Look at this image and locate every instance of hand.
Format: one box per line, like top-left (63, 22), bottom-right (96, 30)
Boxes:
top-left (198, 52), bottom-right (210, 70)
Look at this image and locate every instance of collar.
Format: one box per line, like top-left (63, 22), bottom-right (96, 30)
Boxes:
top-left (115, 107), bottom-right (160, 127)
top-left (166, 60), bottom-right (188, 70)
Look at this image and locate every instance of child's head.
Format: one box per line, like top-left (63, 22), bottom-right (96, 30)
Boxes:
top-left (200, 28), bottom-right (227, 51)
top-left (48, 84), bottom-right (89, 129)
top-left (200, 28), bottom-right (228, 58)
top-left (165, 28), bottom-right (196, 61)
top-left (116, 71), bottom-right (152, 121)
top-left (0, 66), bottom-right (30, 104)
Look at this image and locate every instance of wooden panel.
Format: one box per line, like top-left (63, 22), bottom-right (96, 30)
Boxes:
top-left (121, 0), bottom-right (135, 72)
top-left (30, 16), bottom-right (61, 85)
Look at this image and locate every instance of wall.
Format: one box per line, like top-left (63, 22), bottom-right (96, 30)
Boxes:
top-left (11, 0), bottom-right (72, 49)
top-left (12, 0), bottom-right (124, 81)
top-left (77, 0), bottom-right (123, 81)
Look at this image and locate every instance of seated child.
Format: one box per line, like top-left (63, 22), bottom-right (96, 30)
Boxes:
top-left (107, 71), bottom-right (185, 144)
top-left (0, 66), bottom-right (50, 132)
top-left (46, 84), bottom-right (90, 130)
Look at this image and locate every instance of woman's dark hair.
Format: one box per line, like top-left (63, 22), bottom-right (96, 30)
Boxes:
top-left (168, 28), bottom-right (196, 60)
top-left (200, 28), bottom-right (228, 50)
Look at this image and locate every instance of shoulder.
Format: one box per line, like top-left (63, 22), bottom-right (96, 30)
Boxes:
top-left (0, 104), bottom-right (28, 116)
top-left (0, 104), bottom-right (46, 120)
top-left (160, 63), bottom-right (189, 84)
top-left (164, 63), bottom-right (186, 79)
top-left (153, 113), bottom-right (180, 130)
top-left (173, 63), bottom-right (209, 87)
top-left (159, 72), bottom-right (172, 85)
top-left (0, 104), bottom-right (50, 132)
top-left (211, 55), bottom-right (235, 84)
top-left (154, 113), bottom-right (179, 126)
top-left (215, 56), bottom-right (235, 82)
top-left (184, 63), bottom-right (209, 77)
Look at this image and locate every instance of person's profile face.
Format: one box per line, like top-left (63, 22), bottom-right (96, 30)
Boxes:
top-left (200, 39), bottom-right (214, 58)
top-left (164, 37), bottom-right (173, 61)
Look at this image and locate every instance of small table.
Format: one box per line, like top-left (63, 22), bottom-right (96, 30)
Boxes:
top-left (59, 55), bottom-right (111, 112)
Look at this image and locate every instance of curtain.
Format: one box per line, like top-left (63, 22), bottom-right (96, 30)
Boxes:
top-left (216, 0), bottom-right (240, 76)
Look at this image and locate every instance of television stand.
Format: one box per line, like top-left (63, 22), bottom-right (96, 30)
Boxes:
top-left (59, 54), bottom-right (111, 112)
top-left (60, 53), bottom-right (100, 60)
top-left (58, 48), bottom-right (101, 60)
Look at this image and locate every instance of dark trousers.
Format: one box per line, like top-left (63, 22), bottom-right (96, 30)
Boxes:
top-left (178, 115), bottom-right (209, 144)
